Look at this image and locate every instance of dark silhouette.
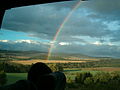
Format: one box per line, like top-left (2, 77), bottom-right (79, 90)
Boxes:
top-left (0, 62), bottom-right (66, 90)
top-left (28, 62), bottom-right (52, 83)
top-left (0, 80), bottom-right (37, 90)
top-left (28, 62), bottom-right (54, 90)
top-left (28, 62), bottom-right (66, 90)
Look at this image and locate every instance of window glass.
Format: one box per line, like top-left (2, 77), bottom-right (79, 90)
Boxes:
top-left (0, 0), bottom-right (120, 89)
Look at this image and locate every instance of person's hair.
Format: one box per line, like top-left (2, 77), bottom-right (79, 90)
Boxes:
top-left (27, 62), bottom-right (52, 83)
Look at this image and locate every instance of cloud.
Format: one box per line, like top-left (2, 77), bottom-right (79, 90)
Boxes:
top-left (53, 43), bottom-right (120, 58)
top-left (0, 40), bottom-right (49, 51)
top-left (59, 42), bottom-right (71, 46)
top-left (92, 41), bottom-right (102, 46)
top-left (1, 0), bottom-right (120, 58)
top-left (2, 0), bottom-right (112, 40)
top-left (105, 27), bottom-right (120, 42)
top-left (14, 40), bottom-right (39, 44)
top-left (83, 0), bottom-right (120, 21)
top-left (60, 17), bottom-right (111, 38)
top-left (0, 40), bottom-right (9, 43)
top-left (2, 3), bottom-right (72, 40)
top-left (80, 0), bottom-right (120, 42)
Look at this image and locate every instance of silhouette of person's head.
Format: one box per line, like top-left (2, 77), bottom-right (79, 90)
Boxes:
top-left (27, 62), bottom-right (66, 90)
top-left (27, 62), bottom-right (55, 90)
top-left (28, 62), bottom-right (52, 82)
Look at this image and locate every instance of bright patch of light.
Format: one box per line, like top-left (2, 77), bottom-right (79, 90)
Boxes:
top-left (50, 41), bottom-right (56, 44)
top-left (92, 41), bottom-right (115, 46)
top-left (59, 42), bottom-right (70, 46)
top-left (0, 40), bottom-right (9, 42)
top-left (92, 41), bottom-right (102, 46)
top-left (14, 40), bottom-right (39, 44)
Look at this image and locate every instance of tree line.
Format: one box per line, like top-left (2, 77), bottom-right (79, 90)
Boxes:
top-left (0, 62), bottom-right (64, 86)
top-left (67, 71), bottom-right (120, 90)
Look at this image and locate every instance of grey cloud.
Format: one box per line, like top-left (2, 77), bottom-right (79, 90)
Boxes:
top-left (1, 0), bottom-right (120, 58)
top-left (0, 40), bottom-right (49, 51)
top-left (2, 4), bottom-right (71, 40)
top-left (47, 0), bottom-right (79, 10)
top-left (110, 30), bottom-right (120, 42)
top-left (55, 36), bottom-right (88, 46)
top-left (57, 16), bottom-right (111, 38)
top-left (83, 0), bottom-right (120, 21)
top-left (53, 43), bottom-right (120, 58)
top-left (2, 0), bottom-right (113, 40)
top-left (86, 0), bottom-right (120, 14)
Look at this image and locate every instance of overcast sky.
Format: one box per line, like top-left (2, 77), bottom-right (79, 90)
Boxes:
top-left (1, 0), bottom-right (120, 58)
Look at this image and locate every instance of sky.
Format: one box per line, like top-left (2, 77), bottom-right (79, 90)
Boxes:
top-left (1, 0), bottom-right (120, 58)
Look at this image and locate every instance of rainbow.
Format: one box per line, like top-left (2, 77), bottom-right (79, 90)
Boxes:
top-left (47, 0), bottom-right (82, 60)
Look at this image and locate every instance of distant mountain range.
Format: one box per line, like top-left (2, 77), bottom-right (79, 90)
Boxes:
top-left (0, 40), bottom-right (92, 58)
top-left (0, 40), bottom-right (48, 52)
top-left (0, 49), bottom-right (93, 60)
top-left (0, 40), bottom-right (113, 59)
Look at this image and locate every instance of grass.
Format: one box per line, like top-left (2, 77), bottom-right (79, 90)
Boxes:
top-left (64, 69), bottom-right (102, 80)
top-left (6, 69), bottom-right (90, 85)
top-left (6, 67), bottom-right (120, 85)
top-left (6, 73), bottom-right (27, 85)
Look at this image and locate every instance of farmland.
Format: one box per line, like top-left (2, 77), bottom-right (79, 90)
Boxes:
top-left (6, 68), bottom-right (120, 90)
top-left (6, 67), bottom-right (120, 85)
top-left (1, 50), bottom-right (120, 90)
top-left (6, 73), bottom-right (27, 85)
top-left (11, 60), bottom-right (89, 64)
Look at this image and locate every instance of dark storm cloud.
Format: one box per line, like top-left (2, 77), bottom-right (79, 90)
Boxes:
top-left (1, 0), bottom-right (120, 57)
top-left (2, 0), bottom-right (112, 41)
top-left (58, 17), bottom-right (111, 38)
top-left (81, 0), bottom-right (120, 42)
top-left (83, 0), bottom-right (120, 21)
top-left (2, 3), bottom-right (72, 40)
top-left (47, 0), bottom-right (80, 10)
top-left (86, 0), bottom-right (120, 13)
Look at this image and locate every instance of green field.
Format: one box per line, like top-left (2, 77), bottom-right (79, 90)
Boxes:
top-left (4, 69), bottom-right (120, 90)
top-left (65, 69), bottom-right (103, 81)
top-left (6, 69), bottom-right (100, 85)
top-left (6, 73), bottom-right (27, 85)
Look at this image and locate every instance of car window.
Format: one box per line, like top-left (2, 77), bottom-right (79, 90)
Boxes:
top-left (0, 0), bottom-right (120, 90)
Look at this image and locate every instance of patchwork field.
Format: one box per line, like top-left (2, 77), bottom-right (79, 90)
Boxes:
top-left (1, 50), bottom-right (120, 90)
top-left (11, 59), bottom-right (91, 65)
top-left (82, 67), bottom-right (120, 72)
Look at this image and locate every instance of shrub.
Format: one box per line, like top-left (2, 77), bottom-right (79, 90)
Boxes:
top-left (84, 77), bottom-right (94, 85)
top-left (0, 62), bottom-right (30, 73)
top-left (93, 72), bottom-right (111, 84)
top-left (0, 71), bottom-right (7, 86)
top-left (48, 63), bottom-right (63, 72)
top-left (75, 72), bottom-right (92, 84)
top-left (110, 72), bottom-right (120, 80)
